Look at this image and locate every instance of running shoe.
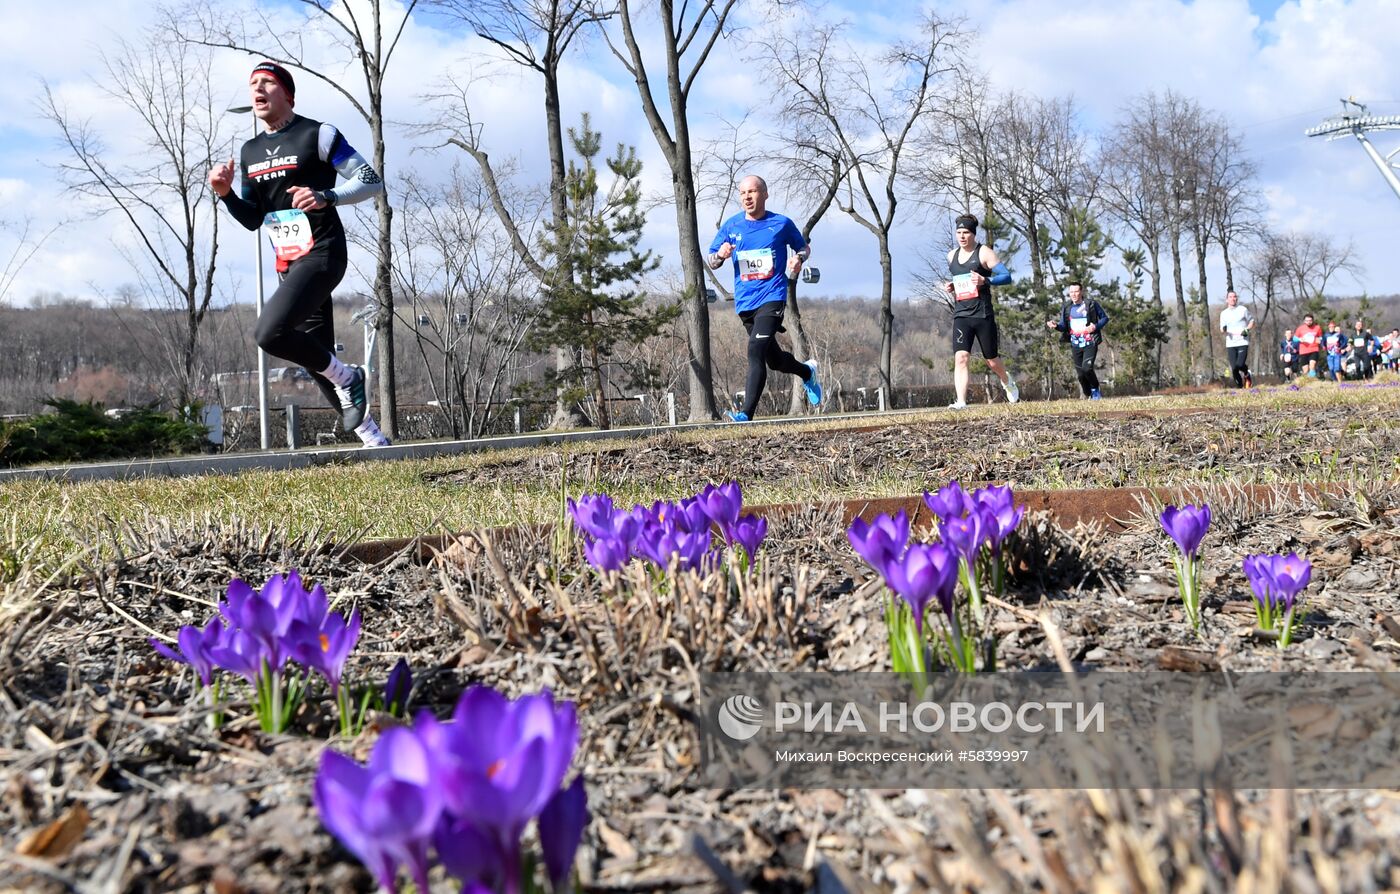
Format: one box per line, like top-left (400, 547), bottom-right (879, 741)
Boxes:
top-left (1090, 389), bottom-right (1101, 400)
top-left (332, 365), bottom-right (369, 431)
top-left (725, 411), bottom-right (750, 422)
top-left (947, 401), bottom-right (968, 410)
top-left (803, 360), bottom-right (823, 406)
top-left (1004, 379), bottom-right (1020, 404)
top-left (355, 416), bottom-right (392, 447)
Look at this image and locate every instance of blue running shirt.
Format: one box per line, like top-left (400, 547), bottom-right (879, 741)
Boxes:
top-left (709, 212), bottom-right (806, 313)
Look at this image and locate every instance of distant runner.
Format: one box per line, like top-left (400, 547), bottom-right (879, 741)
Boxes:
top-left (942, 215), bottom-right (1019, 409)
top-left (1347, 320), bottom-right (1377, 379)
top-left (1218, 290), bottom-right (1254, 389)
top-left (208, 61), bottom-right (390, 447)
top-left (1382, 329), bottom-right (1400, 372)
top-left (1322, 320), bottom-right (1346, 383)
top-left (706, 175), bottom-right (821, 422)
top-left (1293, 313), bottom-right (1322, 379)
top-left (1046, 281), bottom-right (1109, 399)
top-left (1279, 334), bottom-right (1299, 380)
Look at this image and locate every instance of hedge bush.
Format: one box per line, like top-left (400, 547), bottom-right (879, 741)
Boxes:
top-left (0, 399), bottom-right (209, 466)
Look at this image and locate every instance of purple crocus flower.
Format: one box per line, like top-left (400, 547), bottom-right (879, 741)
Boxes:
top-left (384, 658), bottom-right (412, 717)
top-left (605, 511), bottom-right (641, 550)
top-left (314, 726), bottom-right (444, 893)
top-left (636, 520), bottom-right (712, 572)
top-left (1159, 504), bottom-right (1212, 560)
top-left (539, 776), bottom-right (589, 893)
top-left (973, 485), bottom-right (1025, 554)
top-left (673, 496), bottom-right (713, 534)
top-left (847, 510), bottom-right (910, 569)
top-left (922, 481), bottom-right (972, 522)
top-left (699, 482), bottom-right (743, 528)
top-left (289, 607), bottom-right (361, 694)
top-left (150, 615), bottom-right (225, 688)
top-left (434, 688), bottom-right (580, 875)
top-left (219, 571), bottom-right (317, 666)
top-left (583, 536), bottom-right (630, 573)
top-left (206, 628), bottom-right (270, 685)
top-left (433, 815), bottom-right (506, 891)
top-left (722, 515), bottom-right (767, 563)
top-left (1243, 555), bottom-right (1275, 609)
top-left (939, 510), bottom-right (984, 563)
top-left (1267, 552), bottom-right (1312, 610)
top-left (879, 541), bottom-right (958, 633)
top-left (567, 494), bottom-right (619, 543)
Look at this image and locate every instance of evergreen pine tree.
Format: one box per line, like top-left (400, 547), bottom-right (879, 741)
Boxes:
top-left (532, 114), bottom-right (677, 429)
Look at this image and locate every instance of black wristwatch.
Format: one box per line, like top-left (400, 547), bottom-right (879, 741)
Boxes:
top-left (319, 190), bottom-right (337, 207)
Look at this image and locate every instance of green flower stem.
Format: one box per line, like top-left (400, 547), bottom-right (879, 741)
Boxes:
top-left (959, 557), bottom-right (985, 628)
top-left (1172, 554), bottom-right (1201, 630)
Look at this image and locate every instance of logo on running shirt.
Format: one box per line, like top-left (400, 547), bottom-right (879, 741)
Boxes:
top-left (265, 145), bottom-right (282, 157)
top-left (248, 155), bottom-right (299, 180)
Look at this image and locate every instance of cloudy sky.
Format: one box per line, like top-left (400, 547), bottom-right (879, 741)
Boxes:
top-left (3, 0), bottom-right (1398, 311)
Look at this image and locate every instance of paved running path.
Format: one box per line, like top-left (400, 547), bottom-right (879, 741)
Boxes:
top-left (0, 411), bottom-right (882, 483)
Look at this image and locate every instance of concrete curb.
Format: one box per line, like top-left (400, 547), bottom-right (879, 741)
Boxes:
top-left (0, 409), bottom-right (896, 483)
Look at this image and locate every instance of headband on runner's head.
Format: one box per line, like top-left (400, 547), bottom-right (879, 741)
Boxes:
top-left (250, 61), bottom-right (296, 98)
top-left (955, 215), bottom-right (978, 234)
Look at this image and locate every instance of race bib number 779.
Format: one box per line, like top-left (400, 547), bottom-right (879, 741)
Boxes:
top-left (263, 209), bottom-right (315, 264)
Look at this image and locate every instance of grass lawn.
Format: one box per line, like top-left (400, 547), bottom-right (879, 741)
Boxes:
top-left (2, 380), bottom-right (1397, 564)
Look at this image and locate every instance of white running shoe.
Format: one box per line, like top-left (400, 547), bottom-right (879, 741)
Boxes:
top-left (355, 416), bottom-right (392, 447)
top-left (1004, 379), bottom-right (1020, 404)
top-left (947, 401), bottom-right (968, 410)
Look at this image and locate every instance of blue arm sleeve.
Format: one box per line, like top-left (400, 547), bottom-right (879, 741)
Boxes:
top-left (319, 124), bottom-right (383, 207)
top-left (988, 263), bottom-right (1012, 286)
top-left (1096, 304), bottom-right (1111, 331)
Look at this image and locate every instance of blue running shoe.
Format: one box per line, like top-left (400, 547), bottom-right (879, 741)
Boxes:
top-left (725, 410), bottom-right (750, 422)
top-left (802, 360), bottom-right (822, 406)
top-left (1090, 388), bottom-right (1102, 400)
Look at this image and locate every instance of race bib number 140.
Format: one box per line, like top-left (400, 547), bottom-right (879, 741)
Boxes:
top-left (737, 248), bottom-right (775, 281)
top-left (263, 209), bottom-right (314, 264)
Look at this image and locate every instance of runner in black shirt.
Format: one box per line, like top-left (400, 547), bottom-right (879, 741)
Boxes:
top-left (941, 215), bottom-right (1019, 409)
top-left (208, 62), bottom-right (390, 447)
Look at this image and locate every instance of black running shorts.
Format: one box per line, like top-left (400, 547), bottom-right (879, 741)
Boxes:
top-left (952, 316), bottom-right (999, 359)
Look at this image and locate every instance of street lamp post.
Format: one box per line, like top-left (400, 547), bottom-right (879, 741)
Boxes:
top-left (226, 105), bottom-right (271, 451)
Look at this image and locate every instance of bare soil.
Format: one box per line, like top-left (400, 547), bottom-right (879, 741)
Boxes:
top-left (426, 402), bottom-right (1400, 494)
top-left (3, 405), bottom-right (1400, 893)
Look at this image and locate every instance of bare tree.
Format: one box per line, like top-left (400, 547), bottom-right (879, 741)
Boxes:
top-left (1102, 91), bottom-right (1207, 380)
top-left (1276, 231), bottom-right (1363, 308)
top-left (983, 92), bottom-right (1087, 288)
top-left (173, 0), bottom-right (419, 438)
top-left (0, 218), bottom-right (57, 308)
top-left (391, 168), bottom-right (541, 438)
top-left (768, 14), bottom-right (961, 393)
top-left (423, 0), bottom-right (612, 429)
top-left (40, 35), bottom-right (226, 409)
top-left (1242, 229), bottom-right (1362, 376)
top-left (604, 0), bottom-right (741, 421)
